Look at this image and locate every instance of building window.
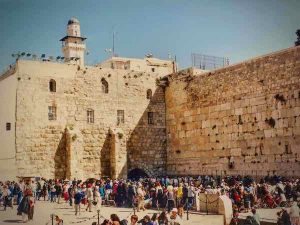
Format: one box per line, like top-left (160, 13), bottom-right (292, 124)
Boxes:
top-left (151, 68), bottom-right (155, 72)
top-left (49, 79), bottom-right (56, 92)
top-left (117, 110), bottom-right (124, 125)
top-left (48, 106), bottom-right (57, 120)
top-left (6, 123), bottom-right (11, 131)
top-left (146, 89), bottom-right (152, 99)
top-left (101, 78), bottom-right (109, 93)
top-left (148, 112), bottom-right (154, 125)
top-left (87, 109), bottom-right (94, 123)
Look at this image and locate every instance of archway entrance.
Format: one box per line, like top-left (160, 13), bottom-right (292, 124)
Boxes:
top-left (128, 168), bottom-right (149, 180)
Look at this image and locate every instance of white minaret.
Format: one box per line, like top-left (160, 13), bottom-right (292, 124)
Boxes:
top-left (60, 18), bottom-right (86, 67)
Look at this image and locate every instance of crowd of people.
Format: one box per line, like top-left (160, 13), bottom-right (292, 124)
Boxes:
top-left (0, 175), bottom-right (300, 224)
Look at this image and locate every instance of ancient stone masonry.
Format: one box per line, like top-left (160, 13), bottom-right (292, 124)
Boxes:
top-left (14, 60), bottom-right (168, 179)
top-left (165, 46), bottom-right (300, 177)
top-left (2, 17), bottom-right (299, 181)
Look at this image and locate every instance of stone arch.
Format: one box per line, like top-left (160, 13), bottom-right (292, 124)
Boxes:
top-left (128, 168), bottom-right (150, 180)
top-left (101, 78), bottom-right (109, 93)
top-left (49, 79), bottom-right (56, 92)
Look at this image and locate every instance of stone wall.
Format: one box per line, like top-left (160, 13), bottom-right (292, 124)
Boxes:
top-left (14, 59), bottom-right (167, 179)
top-left (165, 46), bottom-right (300, 177)
top-left (0, 65), bottom-right (18, 180)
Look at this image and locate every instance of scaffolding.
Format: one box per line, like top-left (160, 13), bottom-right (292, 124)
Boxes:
top-left (191, 53), bottom-right (229, 70)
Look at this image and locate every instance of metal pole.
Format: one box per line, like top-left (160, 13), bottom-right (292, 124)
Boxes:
top-left (112, 31), bottom-right (115, 57)
top-left (186, 199), bottom-right (189, 220)
top-left (51, 214), bottom-right (54, 225)
top-left (97, 210), bottom-right (100, 225)
top-left (206, 194), bottom-right (208, 215)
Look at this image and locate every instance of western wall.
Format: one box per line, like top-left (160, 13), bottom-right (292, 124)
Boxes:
top-left (165, 46), bottom-right (300, 177)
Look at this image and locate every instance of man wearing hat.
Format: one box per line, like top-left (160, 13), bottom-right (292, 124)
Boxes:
top-left (168, 208), bottom-right (183, 225)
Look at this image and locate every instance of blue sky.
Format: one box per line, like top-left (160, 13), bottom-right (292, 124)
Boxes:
top-left (0, 0), bottom-right (299, 72)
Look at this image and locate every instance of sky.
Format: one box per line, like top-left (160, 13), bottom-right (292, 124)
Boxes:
top-left (0, 0), bottom-right (299, 72)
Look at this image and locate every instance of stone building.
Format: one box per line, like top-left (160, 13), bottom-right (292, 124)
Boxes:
top-left (0, 18), bottom-right (299, 180)
top-left (0, 18), bottom-right (173, 180)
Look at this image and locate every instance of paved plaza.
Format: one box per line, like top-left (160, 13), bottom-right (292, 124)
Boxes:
top-left (0, 201), bottom-right (224, 225)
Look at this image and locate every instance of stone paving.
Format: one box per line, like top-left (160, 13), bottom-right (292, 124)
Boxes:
top-left (0, 201), bottom-right (224, 225)
top-left (239, 207), bottom-right (290, 224)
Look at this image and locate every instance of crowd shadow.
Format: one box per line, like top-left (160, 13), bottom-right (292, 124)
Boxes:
top-left (2, 219), bottom-right (23, 223)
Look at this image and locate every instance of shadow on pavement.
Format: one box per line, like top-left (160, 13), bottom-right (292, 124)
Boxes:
top-left (3, 220), bottom-right (23, 223)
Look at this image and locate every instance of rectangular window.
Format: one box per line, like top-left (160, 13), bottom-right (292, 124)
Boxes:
top-left (48, 106), bottom-right (57, 120)
top-left (6, 123), bottom-right (11, 131)
top-left (117, 110), bottom-right (124, 125)
top-left (87, 109), bottom-right (94, 123)
top-left (148, 112), bottom-right (154, 125)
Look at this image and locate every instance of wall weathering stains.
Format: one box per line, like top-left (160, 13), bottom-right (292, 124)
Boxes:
top-left (0, 18), bottom-right (299, 180)
top-left (165, 46), bottom-right (300, 177)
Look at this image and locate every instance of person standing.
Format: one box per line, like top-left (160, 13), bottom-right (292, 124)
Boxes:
top-left (156, 183), bottom-right (164, 210)
top-left (176, 183), bottom-right (183, 207)
top-left (127, 182), bottom-right (136, 208)
top-left (94, 185), bottom-right (102, 210)
top-left (86, 184), bottom-right (93, 212)
top-left (55, 182), bottom-right (62, 204)
top-left (187, 183), bottom-right (195, 210)
top-left (137, 184), bottom-right (145, 212)
top-left (27, 190), bottom-right (35, 221)
top-left (2, 185), bottom-right (13, 210)
top-left (251, 208), bottom-right (260, 225)
top-left (50, 184), bottom-right (56, 203)
top-left (68, 184), bottom-right (74, 206)
top-left (166, 187), bottom-right (175, 213)
top-left (290, 202), bottom-right (300, 225)
top-left (42, 182), bottom-right (48, 201)
top-left (74, 190), bottom-right (83, 216)
top-left (17, 189), bottom-right (35, 222)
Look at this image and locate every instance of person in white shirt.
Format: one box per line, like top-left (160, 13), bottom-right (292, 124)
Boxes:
top-left (290, 201), bottom-right (300, 225)
top-left (168, 208), bottom-right (183, 225)
top-left (251, 208), bottom-right (261, 225)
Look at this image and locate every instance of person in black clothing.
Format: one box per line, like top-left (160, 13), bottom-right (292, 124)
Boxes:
top-left (277, 209), bottom-right (291, 225)
top-left (182, 184), bottom-right (188, 210)
top-left (55, 183), bottom-right (62, 204)
top-left (157, 187), bottom-right (164, 209)
top-left (68, 185), bottom-right (73, 206)
top-left (127, 182), bottom-right (136, 208)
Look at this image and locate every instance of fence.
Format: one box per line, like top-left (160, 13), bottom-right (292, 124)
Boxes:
top-left (191, 53), bottom-right (229, 70)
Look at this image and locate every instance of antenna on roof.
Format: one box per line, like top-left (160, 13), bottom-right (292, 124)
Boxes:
top-left (112, 26), bottom-right (117, 57)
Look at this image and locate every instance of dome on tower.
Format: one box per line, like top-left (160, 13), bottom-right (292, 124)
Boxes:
top-left (68, 17), bottom-right (79, 25)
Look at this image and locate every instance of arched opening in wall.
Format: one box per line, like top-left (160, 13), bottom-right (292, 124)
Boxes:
top-left (146, 89), bottom-right (152, 99)
top-left (101, 78), bottom-right (109, 93)
top-left (54, 131), bottom-right (67, 179)
top-left (128, 168), bottom-right (149, 180)
top-left (49, 79), bottom-right (56, 92)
